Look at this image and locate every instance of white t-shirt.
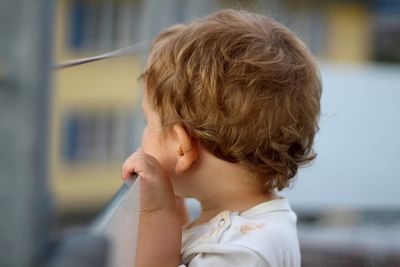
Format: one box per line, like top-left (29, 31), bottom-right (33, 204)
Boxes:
top-left (179, 198), bottom-right (300, 267)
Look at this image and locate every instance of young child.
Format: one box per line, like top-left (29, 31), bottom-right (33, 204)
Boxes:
top-left (122, 9), bottom-right (321, 267)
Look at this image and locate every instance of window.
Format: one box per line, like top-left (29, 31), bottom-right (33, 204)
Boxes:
top-left (68, 0), bottom-right (143, 50)
top-left (373, 11), bottom-right (400, 63)
top-left (62, 109), bottom-right (137, 163)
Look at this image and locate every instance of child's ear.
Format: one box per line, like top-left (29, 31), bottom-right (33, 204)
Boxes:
top-left (172, 124), bottom-right (199, 174)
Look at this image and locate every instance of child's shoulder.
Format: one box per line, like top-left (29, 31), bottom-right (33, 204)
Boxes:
top-left (181, 198), bottom-right (300, 267)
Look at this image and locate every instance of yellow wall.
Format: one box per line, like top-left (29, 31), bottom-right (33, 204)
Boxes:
top-left (51, 1), bottom-right (142, 212)
top-left (325, 3), bottom-right (372, 62)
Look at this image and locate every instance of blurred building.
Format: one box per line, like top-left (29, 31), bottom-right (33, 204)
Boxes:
top-left (281, 0), bottom-right (400, 63)
top-left (51, 0), bottom-right (400, 225)
top-left (51, 0), bottom-right (144, 220)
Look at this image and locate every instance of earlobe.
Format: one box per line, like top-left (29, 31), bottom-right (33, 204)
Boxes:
top-left (173, 124), bottom-right (199, 174)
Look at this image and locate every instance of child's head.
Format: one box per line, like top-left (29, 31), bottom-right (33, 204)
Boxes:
top-left (141, 9), bottom-right (321, 192)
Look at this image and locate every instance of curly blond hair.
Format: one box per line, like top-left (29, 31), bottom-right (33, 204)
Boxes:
top-left (142, 9), bottom-right (322, 192)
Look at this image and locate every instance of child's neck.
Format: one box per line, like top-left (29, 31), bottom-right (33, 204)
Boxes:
top-left (191, 191), bottom-right (279, 227)
top-left (185, 152), bottom-right (280, 228)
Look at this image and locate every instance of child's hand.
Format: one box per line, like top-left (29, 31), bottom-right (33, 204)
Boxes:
top-left (122, 150), bottom-right (182, 267)
top-left (122, 150), bottom-right (176, 214)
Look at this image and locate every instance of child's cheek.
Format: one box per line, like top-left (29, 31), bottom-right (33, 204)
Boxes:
top-left (140, 125), bottom-right (177, 177)
top-left (140, 127), bottom-right (158, 156)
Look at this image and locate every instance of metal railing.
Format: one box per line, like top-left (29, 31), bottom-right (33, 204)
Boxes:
top-left (50, 176), bottom-right (141, 267)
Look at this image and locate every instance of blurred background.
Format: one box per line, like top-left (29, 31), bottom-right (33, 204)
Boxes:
top-left (1, 0), bottom-right (400, 266)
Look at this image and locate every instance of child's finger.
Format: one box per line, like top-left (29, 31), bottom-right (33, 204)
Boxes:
top-left (129, 152), bottom-right (163, 180)
top-left (122, 152), bottom-right (140, 180)
top-left (121, 148), bottom-right (147, 180)
top-left (122, 151), bottom-right (164, 181)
